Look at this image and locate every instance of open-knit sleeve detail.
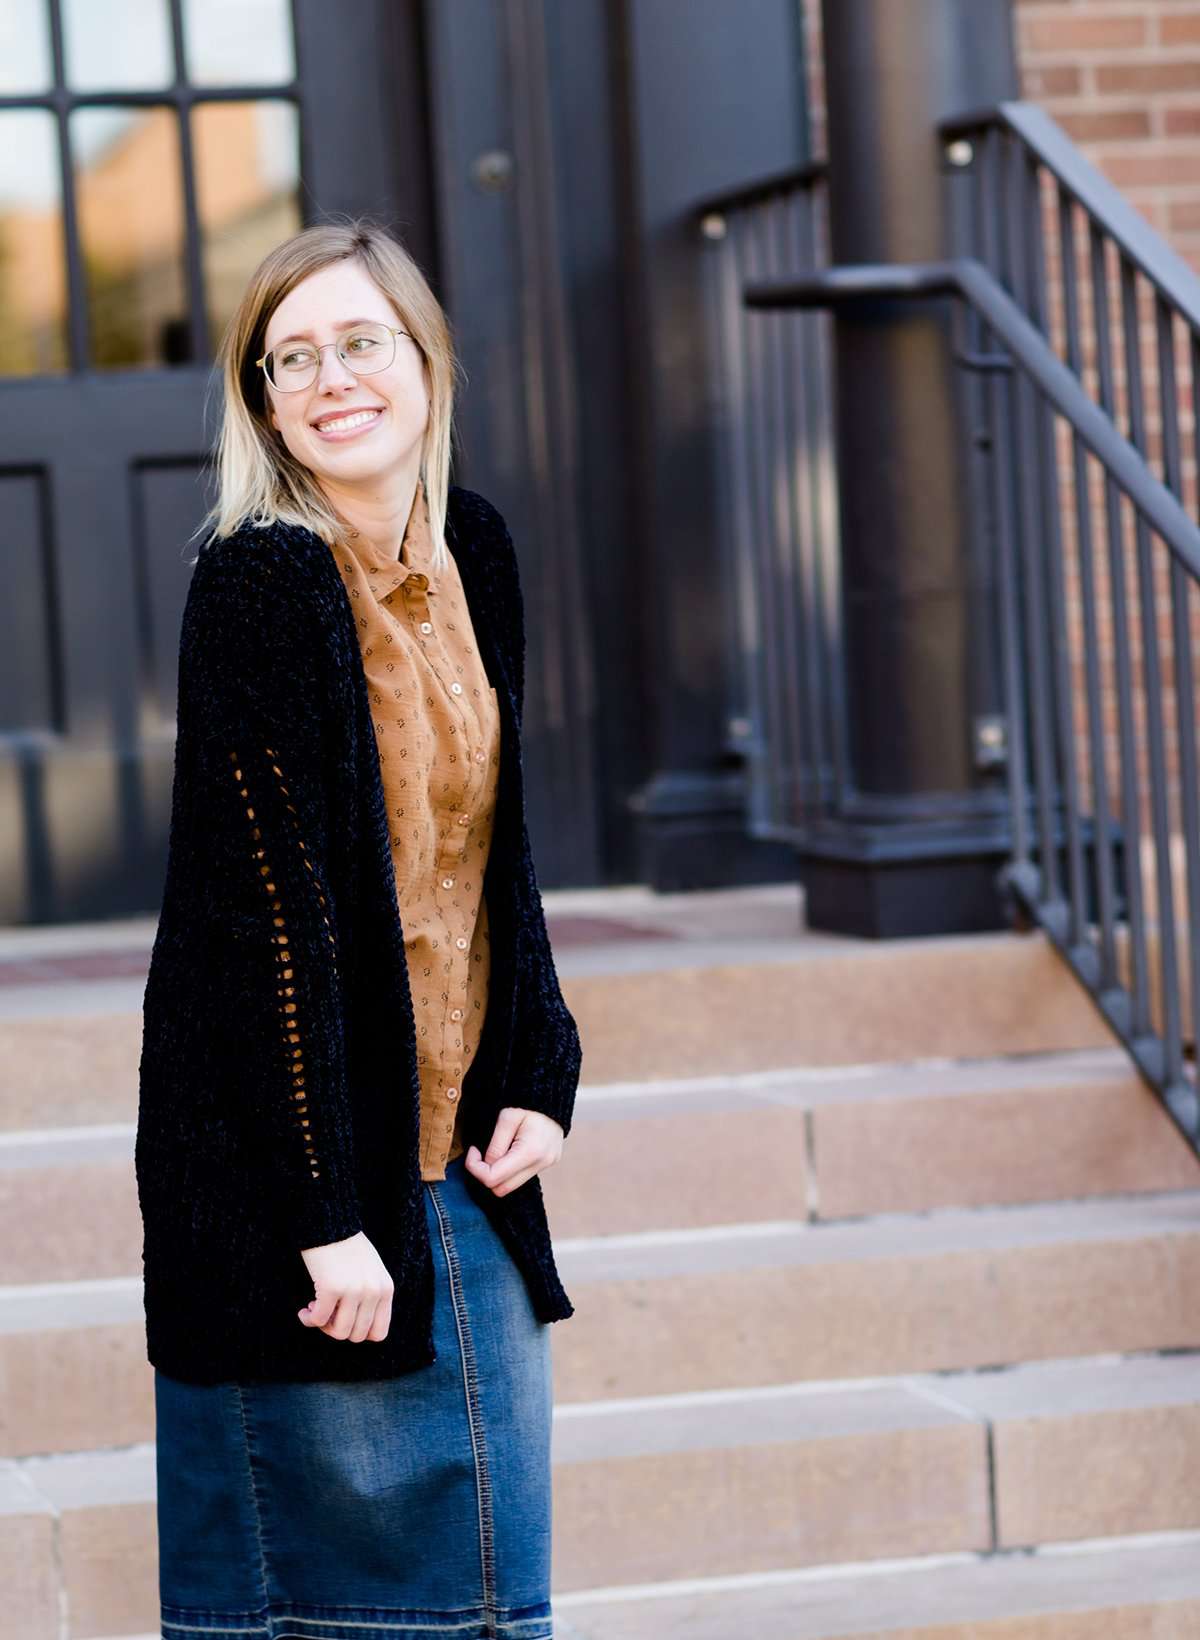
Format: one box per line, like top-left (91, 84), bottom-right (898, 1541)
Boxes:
top-left (227, 743), bottom-right (339, 1183)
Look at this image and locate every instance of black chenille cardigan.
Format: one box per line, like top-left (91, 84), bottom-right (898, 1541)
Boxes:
top-left (135, 484), bottom-right (582, 1384)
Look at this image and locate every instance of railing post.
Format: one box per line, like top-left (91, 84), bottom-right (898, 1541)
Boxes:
top-left (809, 0), bottom-right (1021, 935)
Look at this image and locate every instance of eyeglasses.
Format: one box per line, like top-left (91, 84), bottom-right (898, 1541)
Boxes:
top-left (256, 321), bottom-right (412, 391)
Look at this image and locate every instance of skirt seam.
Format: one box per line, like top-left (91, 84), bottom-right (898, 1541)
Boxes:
top-left (427, 1180), bottom-right (499, 1636)
top-left (233, 1381), bottom-right (274, 1611)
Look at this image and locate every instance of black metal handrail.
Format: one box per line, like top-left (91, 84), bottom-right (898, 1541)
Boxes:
top-left (748, 255), bottom-right (1200, 1152)
top-left (943, 102), bottom-right (1200, 335)
top-left (935, 105), bottom-right (1200, 1154)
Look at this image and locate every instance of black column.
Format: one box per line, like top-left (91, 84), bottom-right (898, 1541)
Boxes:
top-left (802, 0), bottom-right (1021, 936)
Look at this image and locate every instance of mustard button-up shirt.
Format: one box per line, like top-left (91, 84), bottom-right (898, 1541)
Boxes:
top-left (328, 479), bottom-right (501, 1180)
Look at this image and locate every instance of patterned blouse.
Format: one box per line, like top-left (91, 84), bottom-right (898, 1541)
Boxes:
top-left (328, 478), bottom-right (501, 1179)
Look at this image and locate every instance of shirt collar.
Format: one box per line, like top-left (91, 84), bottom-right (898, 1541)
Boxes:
top-left (340, 478), bottom-right (441, 603)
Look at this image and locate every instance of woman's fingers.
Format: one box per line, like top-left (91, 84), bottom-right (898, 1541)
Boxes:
top-left (465, 1107), bottom-right (564, 1196)
top-left (296, 1233), bottom-right (394, 1341)
top-left (488, 1161), bottom-right (541, 1197)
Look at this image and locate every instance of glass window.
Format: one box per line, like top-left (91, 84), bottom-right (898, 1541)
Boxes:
top-left (183, 0), bottom-right (295, 87)
top-left (194, 99), bottom-right (301, 348)
top-left (0, 111), bottom-right (68, 374)
top-left (71, 106), bottom-right (189, 367)
top-left (62, 0), bottom-right (174, 93)
top-left (0, 0), bottom-right (53, 95)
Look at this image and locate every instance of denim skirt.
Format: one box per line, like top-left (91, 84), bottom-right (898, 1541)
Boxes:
top-left (153, 1155), bottom-right (555, 1640)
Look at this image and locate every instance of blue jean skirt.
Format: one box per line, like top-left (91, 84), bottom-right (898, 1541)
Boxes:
top-left (153, 1155), bottom-right (555, 1640)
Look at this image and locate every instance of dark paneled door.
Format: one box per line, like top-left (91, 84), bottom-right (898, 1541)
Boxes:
top-left (0, 0), bottom-right (432, 923)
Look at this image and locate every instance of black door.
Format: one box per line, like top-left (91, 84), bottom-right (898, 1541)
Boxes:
top-left (0, 0), bottom-right (436, 923)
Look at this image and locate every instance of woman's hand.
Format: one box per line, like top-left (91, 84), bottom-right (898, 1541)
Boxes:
top-left (297, 1229), bottom-right (394, 1342)
top-left (465, 1107), bottom-right (564, 1197)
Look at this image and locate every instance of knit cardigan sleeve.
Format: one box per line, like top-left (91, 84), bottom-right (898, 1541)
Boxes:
top-left (483, 506), bottom-right (583, 1140)
top-left (178, 531), bottom-right (365, 1253)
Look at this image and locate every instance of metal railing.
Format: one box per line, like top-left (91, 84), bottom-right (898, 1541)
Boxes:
top-left (698, 106), bottom-right (1200, 1157)
top-left (939, 104), bottom-right (1200, 1150)
top-left (697, 159), bottom-right (848, 842)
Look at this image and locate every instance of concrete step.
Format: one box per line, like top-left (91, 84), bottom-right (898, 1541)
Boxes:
top-left (561, 931), bottom-right (1113, 1083)
top-left (544, 1047), bottom-right (1200, 1234)
top-left (550, 1191), bottom-right (1200, 1402)
top-left (5, 1193), bottom-right (1200, 1459)
top-left (5, 1047), bottom-right (1198, 1284)
top-left (7, 1351), bottom-right (1200, 1630)
top-left (553, 1533), bottom-right (1200, 1638)
top-left (0, 927), bottom-right (1114, 1134)
top-left (551, 1351), bottom-right (1200, 1588)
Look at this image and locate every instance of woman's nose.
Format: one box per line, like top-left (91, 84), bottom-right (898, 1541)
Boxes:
top-left (316, 347), bottom-right (358, 388)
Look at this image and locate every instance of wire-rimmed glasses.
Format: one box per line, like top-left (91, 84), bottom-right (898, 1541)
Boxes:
top-left (256, 322), bottom-right (412, 391)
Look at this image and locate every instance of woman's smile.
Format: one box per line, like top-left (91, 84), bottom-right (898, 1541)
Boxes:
top-left (311, 405), bottom-right (385, 441)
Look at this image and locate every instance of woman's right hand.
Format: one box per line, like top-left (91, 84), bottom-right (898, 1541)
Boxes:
top-left (298, 1230), bottom-right (394, 1342)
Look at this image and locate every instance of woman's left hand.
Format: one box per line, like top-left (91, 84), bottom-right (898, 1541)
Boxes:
top-left (464, 1107), bottom-right (564, 1197)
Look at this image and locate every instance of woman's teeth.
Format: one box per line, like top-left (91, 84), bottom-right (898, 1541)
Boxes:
top-left (315, 409), bottom-right (381, 433)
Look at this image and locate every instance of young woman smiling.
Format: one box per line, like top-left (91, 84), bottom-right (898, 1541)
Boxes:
top-left (136, 219), bottom-right (582, 1640)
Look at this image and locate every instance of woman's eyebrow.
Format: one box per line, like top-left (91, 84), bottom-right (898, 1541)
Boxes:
top-left (272, 317), bottom-right (384, 344)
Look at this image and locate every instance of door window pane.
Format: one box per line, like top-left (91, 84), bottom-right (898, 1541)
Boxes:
top-left (0, 111), bottom-right (68, 375)
top-left (72, 107), bottom-right (189, 368)
top-left (0, 0), bottom-right (53, 94)
top-left (193, 100), bottom-right (300, 347)
top-left (62, 0), bottom-right (174, 93)
top-left (183, 0), bottom-right (295, 87)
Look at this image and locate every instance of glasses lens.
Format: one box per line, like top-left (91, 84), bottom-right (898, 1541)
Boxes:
top-left (338, 321), bottom-right (395, 375)
top-left (266, 340), bottom-right (318, 390)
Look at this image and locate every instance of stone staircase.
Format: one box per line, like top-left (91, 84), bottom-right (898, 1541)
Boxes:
top-left (3, 885), bottom-right (1200, 1638)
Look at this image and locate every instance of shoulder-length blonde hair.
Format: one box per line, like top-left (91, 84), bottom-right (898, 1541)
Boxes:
top-left (192, 216), bottom-right (465, 572)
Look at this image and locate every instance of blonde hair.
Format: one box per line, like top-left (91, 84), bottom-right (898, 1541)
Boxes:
top-left (191, 215), bottom-right (466, 572)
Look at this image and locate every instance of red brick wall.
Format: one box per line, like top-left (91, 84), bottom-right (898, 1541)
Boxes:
top-left (1018, 1), bottom-right (1200, 272)
top-left (801, 0), bottom-right (1200, 266)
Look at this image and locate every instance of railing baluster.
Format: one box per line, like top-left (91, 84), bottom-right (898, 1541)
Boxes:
top-left (784, 188), bottom-right (827, 822)
top-left (1161, 314), bottom-right (1200, 1131)
top-left (715, 211), bottom-right (771, 833)
top-left (762, 193), bottom-right (807, 830)
top-left (972, 125), bottom-right (1033, 875)
top-left (810, 217), bottom-right (849, 813)
top-left (1059, 186), bottom-right (1118, 985)
top-left (1004, 134), bottom-right (1063, 905)
top-left (1090, 226), bottom-right (1152, 1034)
top-left (738, 207), bottom-right (781, 827)
top-left (1121, 258), bottom-right (1184, 1077)
top-left (1026, 158), bottom-right (1088, 945)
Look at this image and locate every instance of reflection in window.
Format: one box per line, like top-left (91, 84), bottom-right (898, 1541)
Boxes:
top-left (183, 0), bottom-right (295, 87)
top-left (194, 100), bottom-right (300, 350)
top-left (0, 0), bottom-right (53, 95)
top-left (72, 107), bottom-right (189, 368)
top-left (0, 112), bottom-right (68, 375)
top-left (62, 0), bottom-right (174, 92)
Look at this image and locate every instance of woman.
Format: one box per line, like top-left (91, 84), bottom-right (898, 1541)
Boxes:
top-left (135, 218), bottom-right (583, 1640)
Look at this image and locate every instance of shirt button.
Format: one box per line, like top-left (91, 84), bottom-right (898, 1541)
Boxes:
top-left (458, 814), bottom-right (469, 825)
top-left (446, 1087), bottom-right (459, 1101)
top-left (455, 937), bottom-right (468, 949)
top-left (442, 876), bottom-right (455, 889)
top-left (475, 751), bottom-right (485, 763)
top-left (419, 621), bottom-right (433, 634)
top-left (451, 682), bottom-right (463, 694)
top-left (451, 1008), bottom-right (464, 1020)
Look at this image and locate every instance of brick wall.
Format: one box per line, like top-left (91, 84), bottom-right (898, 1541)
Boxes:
top-left (803, 2), bottom-right (1200, 265)
top-left (1018, 1), bottom-right (1200, 272)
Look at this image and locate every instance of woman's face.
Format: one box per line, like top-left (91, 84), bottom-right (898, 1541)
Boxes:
top-left (261, 260), bottom-right (428, 493)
